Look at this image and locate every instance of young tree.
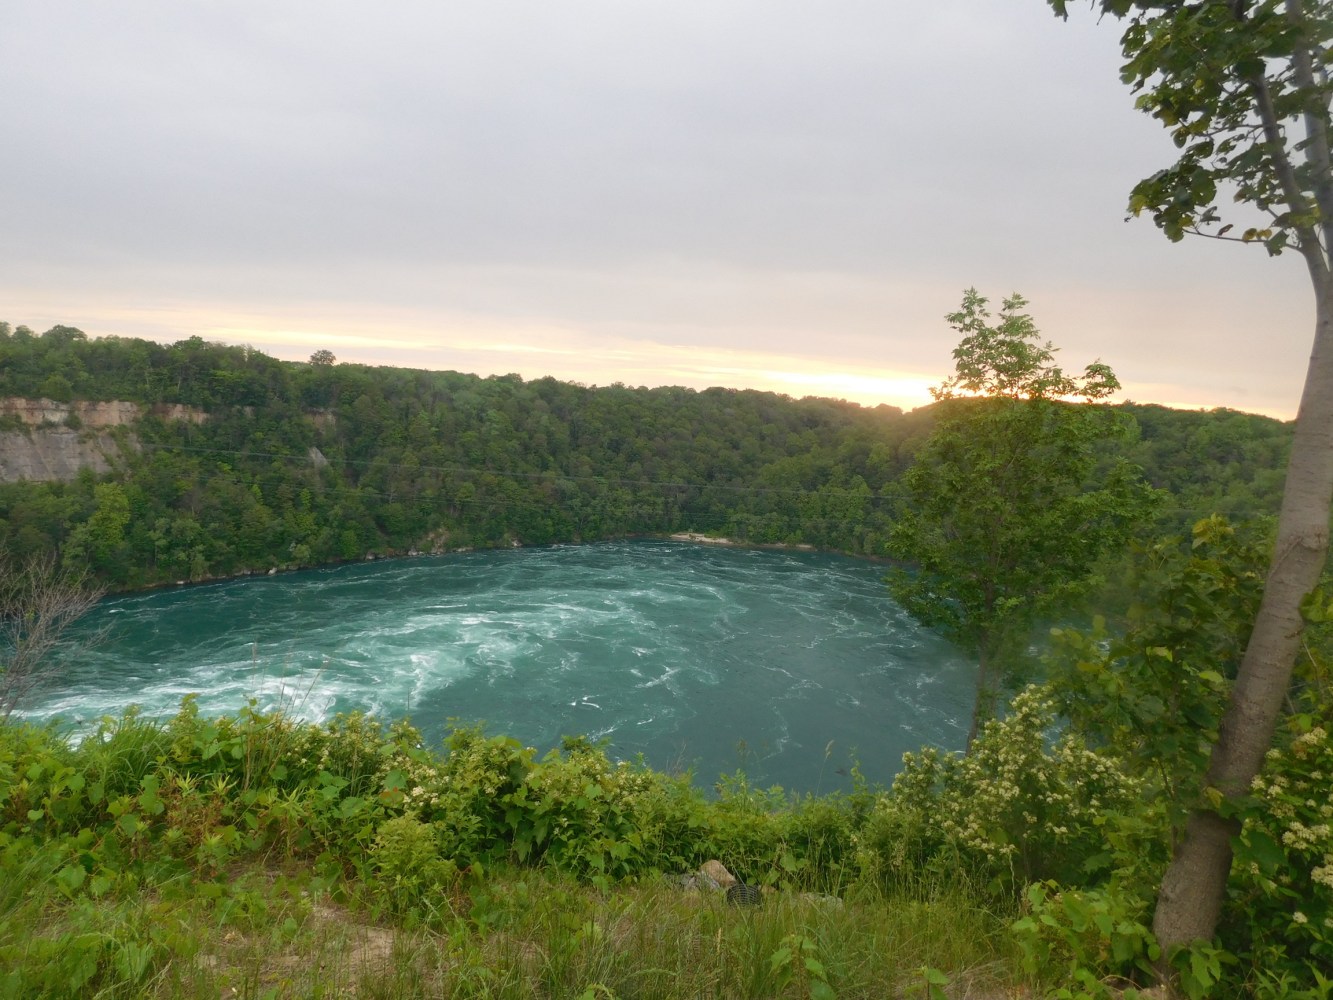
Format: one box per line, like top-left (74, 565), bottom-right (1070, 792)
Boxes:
top-left (887, 289), bottom-right (1155, 743)
top-left (0, 553), bottom-right (103, 720)
top-left (1046, 0), bottom-right (1333, 960)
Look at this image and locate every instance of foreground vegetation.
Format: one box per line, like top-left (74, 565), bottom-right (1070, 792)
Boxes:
top-left (0, 857), bottom-right (1008, 1000)
top-left (0, 702), bottom-right (1015, 999)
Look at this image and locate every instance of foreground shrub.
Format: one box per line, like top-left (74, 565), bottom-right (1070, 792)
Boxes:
top-left (1224, 710), bottom-right (1333, 994)
top-left (1011, 880), bottom-right (1159, 996)
top-left (856, 686), bottom-right (1148, 892)
top-left (367, 814), bottom-right (463, 922)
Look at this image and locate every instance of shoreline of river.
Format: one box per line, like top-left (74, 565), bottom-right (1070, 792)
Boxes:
top-left (114, 531), bottom-right (892, 597)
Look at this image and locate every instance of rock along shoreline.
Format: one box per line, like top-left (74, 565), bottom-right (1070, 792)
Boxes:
top-left (666, 532), bottom-right (817, 552)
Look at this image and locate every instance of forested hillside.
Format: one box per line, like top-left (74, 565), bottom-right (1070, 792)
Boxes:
top-left (0, 322), bottom-right (1292, 591)
top-left (1119, 402), bottom-right (1291, 529)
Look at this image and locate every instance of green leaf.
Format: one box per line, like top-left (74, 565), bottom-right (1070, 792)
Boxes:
top-left (1236, 829), bottom-right (1286, 876)
top-left (922, 966), bottom-right (950, 986)
top-left (56, 864), bottom-right (86, 895)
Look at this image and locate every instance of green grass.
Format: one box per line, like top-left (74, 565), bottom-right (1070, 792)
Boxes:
top-left (0, 860), bottom-right (1019, 999)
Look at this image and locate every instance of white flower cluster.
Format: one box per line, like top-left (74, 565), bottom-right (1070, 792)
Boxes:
top-left (1283, 821), bottom-right (1333, 850)
top-left (397, 754), bottom-right (451, 813)
top-left (1245, 716), bottom-right (1333, 942)
top-left (861, 686), bottom-right (1142, 879)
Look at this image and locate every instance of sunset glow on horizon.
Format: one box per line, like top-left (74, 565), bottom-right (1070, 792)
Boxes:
top-left (1, 3), bottom-right (1312, 424)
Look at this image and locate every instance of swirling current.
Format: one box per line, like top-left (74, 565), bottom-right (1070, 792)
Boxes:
top-left (19, 541), bottom-right (975, 793)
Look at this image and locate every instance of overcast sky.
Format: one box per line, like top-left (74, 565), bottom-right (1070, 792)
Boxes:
top-left (0, 2), bottom-right (1313, 417)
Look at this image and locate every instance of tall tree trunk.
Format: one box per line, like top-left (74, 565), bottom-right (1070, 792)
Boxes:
top-left (967, 647), bottom-right (991, 748)
top-left (1152, 272), bottom-right (1333, 956)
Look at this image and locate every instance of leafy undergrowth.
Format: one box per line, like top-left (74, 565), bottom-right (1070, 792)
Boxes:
top-left (0, 701), bottom-right (1024, 999)
top-left (4, 677), bottom-right (1328, 998)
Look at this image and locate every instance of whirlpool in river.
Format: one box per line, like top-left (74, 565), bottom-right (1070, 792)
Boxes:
top-left (20, 541), bottom-right (975, 793)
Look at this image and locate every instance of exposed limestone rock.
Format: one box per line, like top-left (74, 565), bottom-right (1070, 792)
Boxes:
top-left (698, 860), bottom-right (738, 889)
top-left (0, 397), bottom-right (209, 483)
top-left (422, 529), bottom-right (453, 554)
top-left (0, 397), bottom-right (144, 428)
top-left (0, 397), bottom-right (210, 429)
top-left (148, 402), bottom-right (208, 425)
top-left (0, 428), bottom-right (131, 483)
top-left (309, 409), bottom-right (337, 430)
top-left (0, 397), bottom-right (324, 484)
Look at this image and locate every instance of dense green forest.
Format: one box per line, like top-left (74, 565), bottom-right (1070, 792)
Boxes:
top-left (0, 322), bottom-right (1293, 592)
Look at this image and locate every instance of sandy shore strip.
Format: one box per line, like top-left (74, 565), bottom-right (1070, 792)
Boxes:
top-left (668, 532), bottom-right (816, 551)
top-left (669, 532), bottom-right (736, 545)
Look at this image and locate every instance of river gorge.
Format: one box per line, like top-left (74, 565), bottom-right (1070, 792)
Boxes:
top-left (20, 541), bottom-right (975, 793)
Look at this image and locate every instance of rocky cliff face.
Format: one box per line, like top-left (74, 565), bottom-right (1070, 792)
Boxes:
top-left (0, 398), bottom-right (208, 428)
top-left (0, 427), bottom-right (128, 483)
top-left (0, 397), bottom-right (207, 484)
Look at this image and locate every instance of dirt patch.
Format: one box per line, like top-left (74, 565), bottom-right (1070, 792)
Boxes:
top-left (194, 893), bottom-right (404, 997)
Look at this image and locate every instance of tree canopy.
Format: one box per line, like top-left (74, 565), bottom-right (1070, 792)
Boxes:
top-left (888, 290), bottom-right (1157, 742)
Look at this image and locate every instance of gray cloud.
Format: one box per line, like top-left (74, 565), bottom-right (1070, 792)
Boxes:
top-left (0, 1), bottom-right (1314, 416)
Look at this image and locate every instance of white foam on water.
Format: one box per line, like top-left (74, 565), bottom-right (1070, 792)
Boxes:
top-left (634, 663), bottom-right (681, 692)
top-left (24, 541), bottom-right (976, 790)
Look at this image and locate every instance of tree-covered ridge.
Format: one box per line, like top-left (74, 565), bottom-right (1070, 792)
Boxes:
top-left (0, 320), bottom-right (1298, 593)
top-left (1120, 402), bottom-right (1291, 528)
top-left (0, 323), bottom-right (931, 588)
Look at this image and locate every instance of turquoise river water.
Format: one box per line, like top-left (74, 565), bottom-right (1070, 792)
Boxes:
top-left (20, 541), bottom-right (975, 793)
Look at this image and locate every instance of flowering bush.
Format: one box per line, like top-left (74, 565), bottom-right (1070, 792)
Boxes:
top-left (856, 686), bottom-right (1149, 891)
top-left (1227, 714), bottom-right (1333, 990)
